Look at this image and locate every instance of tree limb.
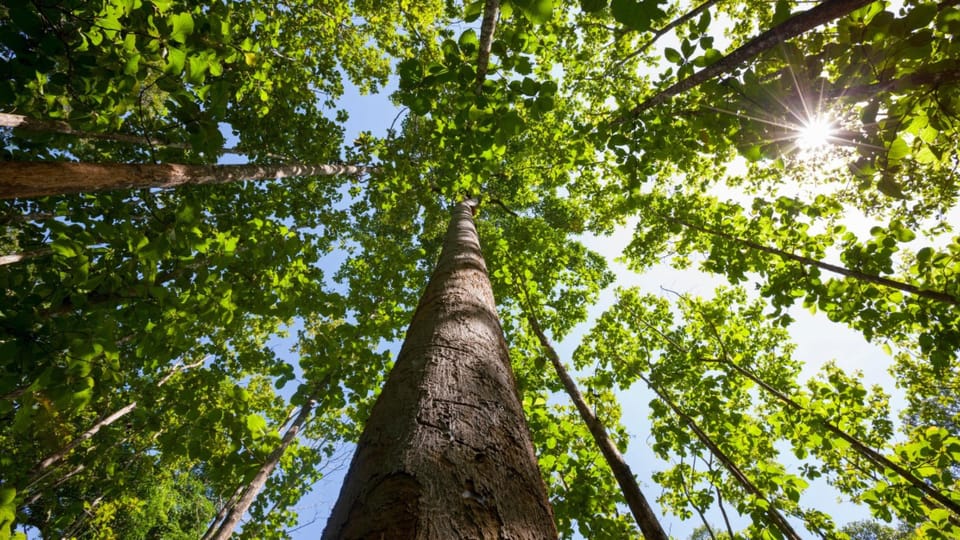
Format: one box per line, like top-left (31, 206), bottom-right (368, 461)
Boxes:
top-left (619, 0), bottom-right (874, 123)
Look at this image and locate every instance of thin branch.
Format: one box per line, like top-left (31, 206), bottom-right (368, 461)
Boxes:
top-left (828, 66), bottom-right (960, 100)
top-left (639, 372), bottom-right (803, 540)
top-left (708, 455), bottom-right (737, 540)
top-left (0, 248), bottom-right (53, 266)
top-left (657, 212), bottom-right (960, 306)
top-left (611, 0), bottom-right (722, 75)
top-left (678, 457), bottom-right (717, 540)
top-left (698, 314), bottom-right (960, 519)
top-left (0, 112), bottom-right (287, 159)
top-left (488, 196), bottom-right (520, 218)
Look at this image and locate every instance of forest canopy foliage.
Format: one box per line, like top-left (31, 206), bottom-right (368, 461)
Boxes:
top-left (1, 0), bottom-right (959, 537)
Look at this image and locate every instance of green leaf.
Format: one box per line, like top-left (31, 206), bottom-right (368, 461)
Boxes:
top-left (152, 0), bottom-right (174, 13)
top-left (611, 0), bottom-right (663, 31)
top-left (168, 12), bottom-right (194, 44)
top-left (521, 77), bottom-right (539, 96)
top-left (165, 46), bottom-right (186, 75)
top-left (514, 0), bottom-right (554, 24)
top-left (458, 29), bottom-right (479, 53)
top-left (877, 175), bottom-right (905, 198)
top-left (702, 48), bottom-right (722, 65)
top-left (580, 0), bottom-right (607, 12)
top-left (535, 95), bottom-right (555, 113)
top-left (245, 413), bottom-right (267, 438)
top-left (187, 54), bottom-right (208, 84)
top-left (664, 47), bottom-right (682, 64)
top-left (886, 137), bottom-right (909, 163)
top-left (51, 237), bottom-right (78, 258)
top-left (464, 0), bottom-right (483, 22)
top-left (124, 53), bottom-right (141, 75)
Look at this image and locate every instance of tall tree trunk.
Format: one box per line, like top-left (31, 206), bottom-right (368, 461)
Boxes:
top-left (207, 399), bottom-right (315, 540)
top-left (523, 307), bottom-right (668, 540)
top-left (322, 199), bottom-right (556, 539)
top-left (622, 0), bottom-right (873, 121)
top-left (475, 0), bottom-right (500, 90)
top-left (202, 485), bottom-right (246, 540)
top-left (0, 162), bottom-right (371, 199)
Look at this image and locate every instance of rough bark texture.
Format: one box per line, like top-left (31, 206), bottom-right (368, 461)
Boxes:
top-left (623, 0), bottom-right (873, 121)
top-left (0, 162), bottom-right (371, 199)
top-left (525, 311), bottom-right (667, 540)
top-left (322, 200), bottom-right (556, 539)
top-left (208, 399), bottom-right (314, 540)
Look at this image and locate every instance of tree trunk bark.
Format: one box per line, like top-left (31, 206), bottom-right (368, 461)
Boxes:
top-left (202, 485), bottom-right (246, 540)
top-left (0, 162), bottom-right (371, 200)
top-left (524, 309), bottom-right (668, 540)
top-left (475, 0), bottom-right (500, 90)
top-left (622, 0), bottom-right (873, 121)
top-left (207, 399), bottom-right (315, 540)
top-left (322, 199), bottom-right (556, 539)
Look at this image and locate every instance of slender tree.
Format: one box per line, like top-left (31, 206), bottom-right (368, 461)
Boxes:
top-left (522, 301), bottom-right (668, 540)
top-left (207, 398), bottom-right (315, 540)
top-left (638, 373), bottom-right (803, 540)
top-left (0, 162), bottom-right (371, 199)
top-left (322, 199), bottom-right (556, 538)
top-left (0, 112), bottom-right (170, 146)
top-left (475, 0), bottom-right (501, 90)
top-left (27, 359), bottom-right (205, 484)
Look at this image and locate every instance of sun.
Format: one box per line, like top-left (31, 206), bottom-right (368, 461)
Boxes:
top-left (795, 115), bottom-right (836, 151)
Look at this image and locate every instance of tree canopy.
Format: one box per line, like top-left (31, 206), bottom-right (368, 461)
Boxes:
top-left (1, 0), bottom-right (959, 537)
